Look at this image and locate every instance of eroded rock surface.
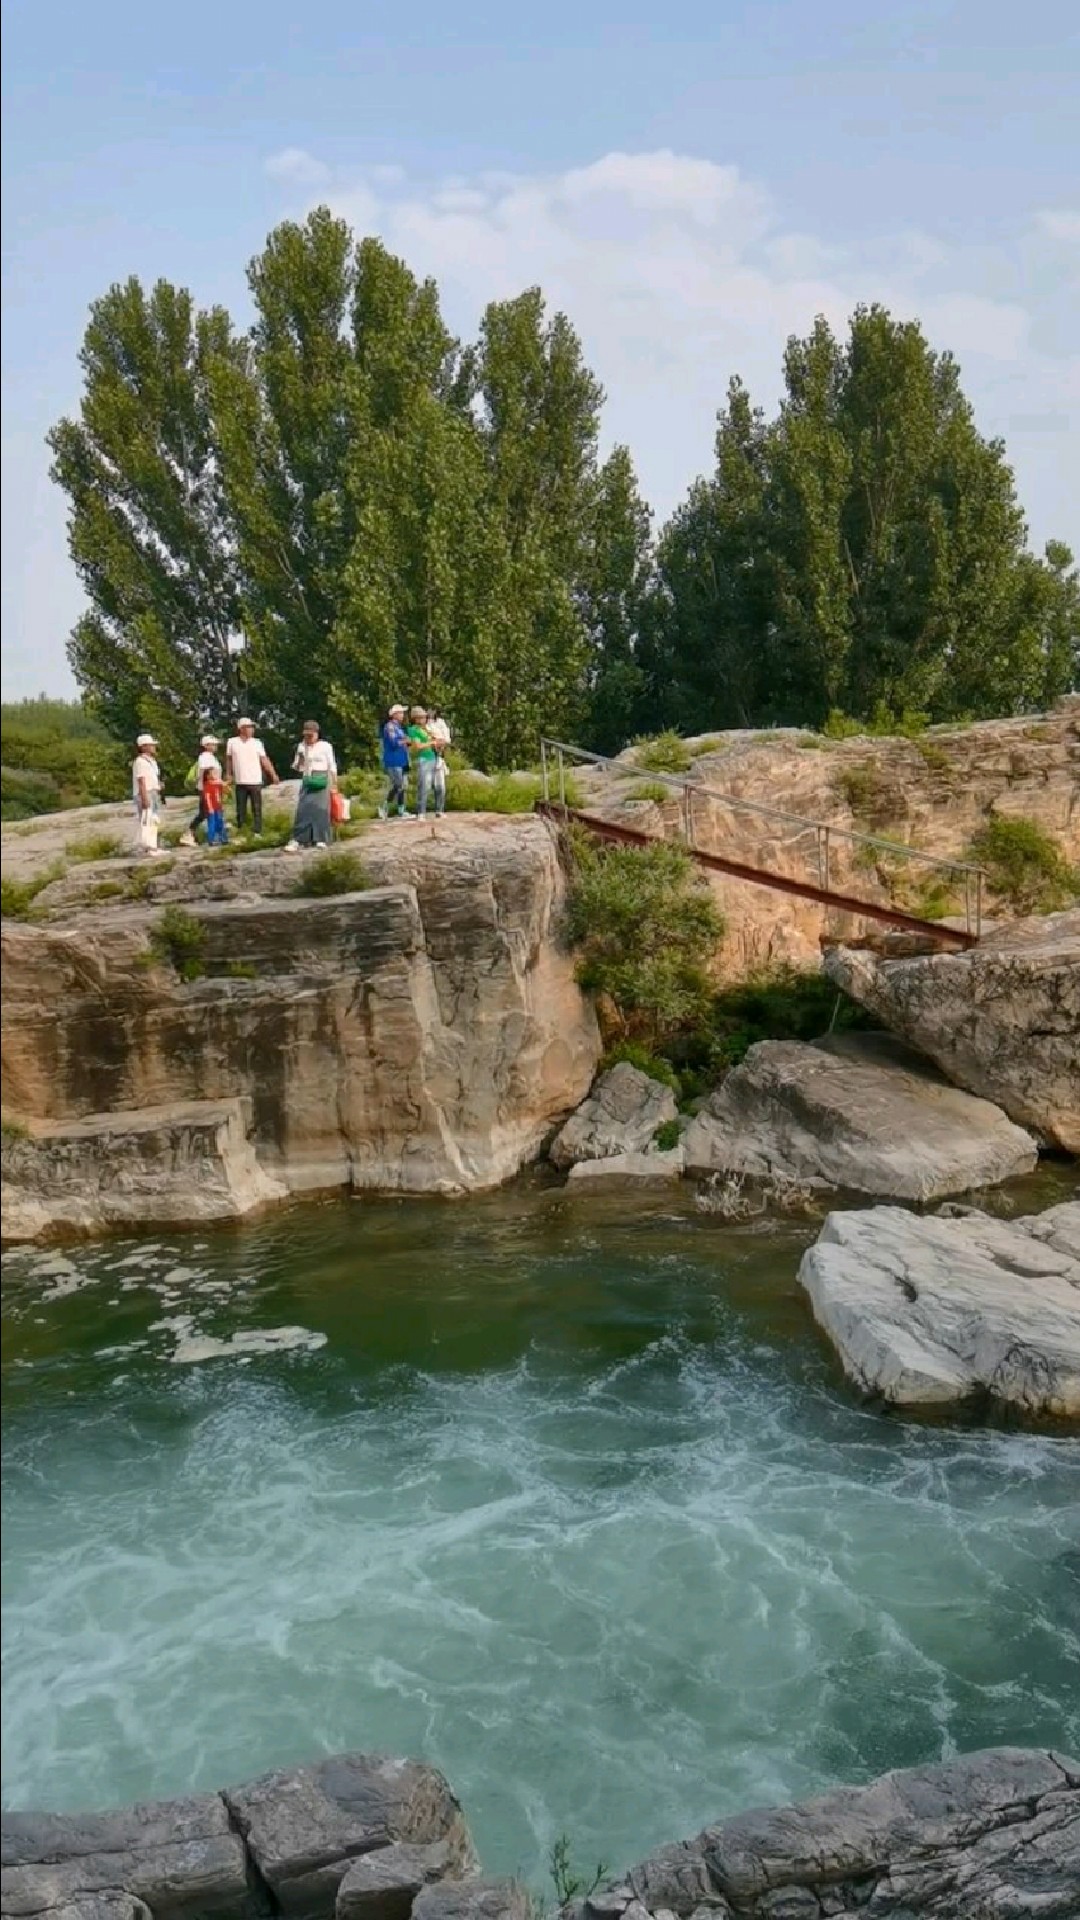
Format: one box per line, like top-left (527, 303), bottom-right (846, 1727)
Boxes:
top-left (682, 1032), bottom-right (1038, 1200)
top-left (798, 1201), bottom-right (1080, 1417)
top-left (564, 1747), bottom-right (1080, 1920)
top-left (549, 1064), bottom-right (677, 1170)
top-left (0, 818), bottom-right (599, 1238)
top-left (0, 1753), bottom-right (475, 1920)
top-left (825, 911), bottom-right (1080, 1152)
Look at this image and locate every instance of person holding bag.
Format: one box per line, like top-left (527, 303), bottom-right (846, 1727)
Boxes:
top-left (284, 719), bottom-right (338, 852)
top-left (131, 733), bottom-right (163, 856)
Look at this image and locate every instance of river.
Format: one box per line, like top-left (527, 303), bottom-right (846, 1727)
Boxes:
top-left (3, 1174), bottom-right (1079, 1882)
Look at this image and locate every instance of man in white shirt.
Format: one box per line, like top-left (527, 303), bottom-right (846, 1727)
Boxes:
top-left (131, 733), bottom-right (162, 856)
top-left (426, 708), bottom-right (451, 817)
top-left (226, 717), bottom-right (279, 835)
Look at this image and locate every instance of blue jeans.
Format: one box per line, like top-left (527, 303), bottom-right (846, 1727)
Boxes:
top-left (383, 766), bottom-right (408, 814)
top-left (417, 760), bottom-right (446, 816)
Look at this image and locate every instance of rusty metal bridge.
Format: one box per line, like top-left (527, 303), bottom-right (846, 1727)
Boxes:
top-left (537, 738), bottom-right (984, 951)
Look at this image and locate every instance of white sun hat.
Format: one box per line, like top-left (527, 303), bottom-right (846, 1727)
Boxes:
top-left (200, 734), bottom-right (220, 747)
top-left (136, 733), bottom-right (156, 747)
top-left (236, 716), bottom-right (254, 728)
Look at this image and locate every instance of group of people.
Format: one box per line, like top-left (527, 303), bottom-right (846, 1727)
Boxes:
top-left (129, 704), bottom-right (453, 856)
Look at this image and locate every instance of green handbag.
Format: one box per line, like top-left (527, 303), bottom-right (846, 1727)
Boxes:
top-left (302, 772), bottom-right (329, 792)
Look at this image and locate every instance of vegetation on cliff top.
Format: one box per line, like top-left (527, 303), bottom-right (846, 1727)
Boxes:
top-left (40, 209), bottom-right (1077, 779)
top-left (566, 837), bottom-right (724, 1051)
top-left (969, 815), bottom-right (1079, 914)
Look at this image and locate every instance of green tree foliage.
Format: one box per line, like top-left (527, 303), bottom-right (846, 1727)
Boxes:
top-left (566, 838), bottom-right (725, 1047)
top-left (49, 228), bottom-right (1076, 776)
top-left (47, 279), bottom-right (243, 772)
top-left (645, 307), bottom-right (1078, 733)
top-left (1, 698), bottom-right (128, 818)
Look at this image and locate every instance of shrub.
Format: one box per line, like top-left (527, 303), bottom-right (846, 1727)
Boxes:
top-left (566, 839), bottom-right (724, 1048)
top-left (292, 850), bottom-right (368, 897)
top-left (667, 964), bottom-right (873, 1083)
top-left (65, 831), bottom-right (122, 863)
top-left (823, 705), bottom-right (930, 741)
top-left (653, 1118), bottom-right (681, 1151)
top-left (916, 740), bottom-right (952, 775)
top-left (148, 905), bottom-right (206, 981)
top-left (632, 730), bottom-right (691, 774)
top-left (969, 815), bottom-right (1078, 914)
top-left (0, 698), bottom-right (127, 815)
top-left (624, 780), bottom-right (674, 804)
top-left (689, 735), bottom-right (726, 757)
top-left (0, 863), bottom-right (65, 919)
top-left (837, 762), bottom-right (892, 820)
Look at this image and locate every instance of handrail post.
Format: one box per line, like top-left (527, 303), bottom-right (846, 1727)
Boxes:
top-left (540, 739), bottom-right (549, 805)
top-left (557, 746), bottom-right (567, 813)
top-left (683, 783), bottom-right (692, 847)
top-left (822, 827), bottom-right (830, 895)
top-left (976, 868), bottom-right (983, 941)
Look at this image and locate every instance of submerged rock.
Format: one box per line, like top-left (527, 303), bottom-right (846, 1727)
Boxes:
top-left (567, 1747), bottom-right (1079, 1920)
top-left (549, 1063), bottom-right (677, 1170)
top-left (566, 1145), bottom-right (685, 1185)
top-left (825, 909), bottom-right (1080, 1153)
top-left (682, 1032), bottom-right (1037, 1201)
top-left (798, 1200), bottom-right (1080, 1417)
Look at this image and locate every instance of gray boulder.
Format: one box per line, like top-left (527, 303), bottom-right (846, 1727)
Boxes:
top-left (797, 1200), bottom-right (1080, 1417)
top-left (567, 1747), bottom-right (1079, 1920)
top-left (336, 1843), bottom-right (452, 1920)
top-left (567, 1146), bottom-right (684, 1185)
top-left (682, 1032), bottom-right (1037, 1200)
top-left (413, 1884), bottom-right (530, 1920)
top-left (550, 1063), bottom-right (677, 1170)
top-left (824, 910), bottom-right (1080, 1153)
top-left (0, 1793), bottom-right (251, 1920)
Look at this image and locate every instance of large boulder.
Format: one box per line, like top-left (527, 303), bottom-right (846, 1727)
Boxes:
top-left (797, 1200), bottom-right (1080, 1418)
top-left (549, 1063), bottom-right (677, 1170)
top-left (825, 910), bottom-right (1080, 1152)
top-left (0, 818), bottom-right (600, 1238)
top-left (682, 1032), bottom-right (1037, 1200)
top-left (0, 1753), bottom-right (476, 1920)
top-left (564, 1747), bottom-right (1079, 1920)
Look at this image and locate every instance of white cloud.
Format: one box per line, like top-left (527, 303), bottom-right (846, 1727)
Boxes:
top-left (1035, 209), bottom-right (1080, 245)
top-left (264, 147), bottom-right (331, 187)
top-left (313, 151), bottom-right (1077, 543)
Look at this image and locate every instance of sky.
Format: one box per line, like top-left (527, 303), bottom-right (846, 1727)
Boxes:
top-left (2, 0), bottom-right (1078, 700)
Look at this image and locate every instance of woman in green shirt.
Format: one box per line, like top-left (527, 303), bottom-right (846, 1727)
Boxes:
top-left (408, 707), bottom-right (439, 818)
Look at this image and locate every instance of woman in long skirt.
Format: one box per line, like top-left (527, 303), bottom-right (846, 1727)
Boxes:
top-left (284, 719), bottom-right (338, 852)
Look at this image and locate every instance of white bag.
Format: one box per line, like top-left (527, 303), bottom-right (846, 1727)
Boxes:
top-left (136, 807), bottom-right (159, 853)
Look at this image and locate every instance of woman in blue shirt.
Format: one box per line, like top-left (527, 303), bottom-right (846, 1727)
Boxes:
top-left (379, 704), bottom-right (411, 817)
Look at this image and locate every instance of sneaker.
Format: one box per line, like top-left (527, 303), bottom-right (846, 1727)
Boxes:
top-left (178, 831), bottom-right (196, 848)
top-left (315, 841), bottom-right (328, 849)
top-left (283, 841), bottom-right (301, 854)
top-left (376, 806), bottom-right (387, 820)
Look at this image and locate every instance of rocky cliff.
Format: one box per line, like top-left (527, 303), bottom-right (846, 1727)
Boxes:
top-left (1, 817), bottom-right (599, 1239)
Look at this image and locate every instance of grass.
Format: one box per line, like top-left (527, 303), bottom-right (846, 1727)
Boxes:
top-left (147, 905), bottom-right (207, 982)
top-left (632, 730), bottom-right (691, 774)
top-left (65, 831), bottom-right (122, 863)
top-left (624, 780), bottom-right (675, 804)
top-left (0, 862), bottom-right (66, 919)
top-left (221, 958), bottom-right (258, 980)
top-left (915, 740), bottom-right (952, 775)
top-left (689, 735), bottom-right (726, 757)
top-left (292, 849), bottom-right (369, 897)
top-left (969, 815), bottom-right (1078, 914)
top-left (1, 1117), bottom-right (30, 1143)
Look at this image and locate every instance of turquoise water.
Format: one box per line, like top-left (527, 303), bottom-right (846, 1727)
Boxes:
top-left (2, 1179), bottom-right (1079, 1881)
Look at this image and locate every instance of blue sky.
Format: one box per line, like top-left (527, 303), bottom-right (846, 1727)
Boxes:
top-left (2, 0), bottom-right (1077, 698)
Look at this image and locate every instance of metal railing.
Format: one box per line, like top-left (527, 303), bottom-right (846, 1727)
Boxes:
top-left (539, 737), bottom-right (985, 939)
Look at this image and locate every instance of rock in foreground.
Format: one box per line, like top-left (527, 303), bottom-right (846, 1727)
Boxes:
top-left (798, 1201), bottom-right (1080, 1417)
top-left (566, 1746), bottom-right (1079, 1920)
top-left (682, 1033), bottom-right (1037, 1200)
top-left (825, 910), bottom-right (1080, 1153)
top-left (549, 1063), bottom-right (676, 1170)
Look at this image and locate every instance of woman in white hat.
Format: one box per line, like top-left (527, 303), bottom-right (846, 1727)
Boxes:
top-left (180, 735), bottom-right (224, 847)
top-left (131, 734), bottom-right (162, 856)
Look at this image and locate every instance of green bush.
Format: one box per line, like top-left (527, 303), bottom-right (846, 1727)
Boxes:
top-left (0, 863), bottom-right (65, 919)
top-left (148, 905), bottom-right (206, 981)
top-left (823, 705), bottom-right (930, 741)
top-left (624, 780), bottom-right (674, 804)
top-left (632, 730), bottom-right (691, 774)
top-left (653, 1118), bottom-right (681, 1151)
top-left (663, 964), bottom-right (874, 1090)
top-left (292, 850), bottom-right (368, 897)
top-left (837, 762), bottom-right (892, 820)
top-left (689, 736), bottom-right (726, 758)
top-left (566, 839), bottom-right (724, 1047)
top-left (0, 698), bottom-right (127, 816)
top-left (969, 815), bottom-right (1078, 914)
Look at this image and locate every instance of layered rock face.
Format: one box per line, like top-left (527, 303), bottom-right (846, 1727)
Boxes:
top-left (683, 1032), bottom-right (1039, 1201)
top-left (0, 819), bottom-right (599, 1237)
top-left (0, 1750), bottom-right (476, 1920)
top-left (825, 910), bottom-right (1080, 1152)
top-left (577, 700), bottom-right (1079, 975)
top-left (566, 1747), bottom-right (1079, 1920)
top-left (798, 1200), bottom-right (1080, 1417)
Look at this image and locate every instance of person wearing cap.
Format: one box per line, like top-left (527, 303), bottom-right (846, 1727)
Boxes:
top-left (225, 718), bottom-right (279, 836)
top-left (379, 704), bottom-right (411, 819)
top-left (180, 735), bottom-right (226, 847)
top-left (131, 734), bottom-right (163, 856)
top-left (285, 720), bottom-right (338, 851)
